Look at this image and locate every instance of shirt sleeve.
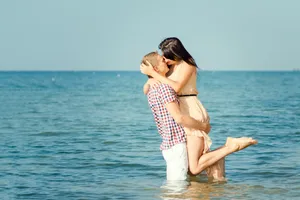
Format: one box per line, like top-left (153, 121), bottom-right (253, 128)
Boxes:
top-left (158, 84), bottom-right (178, 105)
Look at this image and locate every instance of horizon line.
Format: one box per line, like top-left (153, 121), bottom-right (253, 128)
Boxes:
top-left (0, 69), bottom-right (298, 72)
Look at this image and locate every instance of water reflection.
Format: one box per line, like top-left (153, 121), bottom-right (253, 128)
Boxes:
top-left (159, 178), bottom-right (291, 200)
top-left (160, 176), bottom-right (227, 200)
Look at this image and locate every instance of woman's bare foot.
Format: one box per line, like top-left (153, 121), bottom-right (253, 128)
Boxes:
top-left (225, 137), bottom-right (258, 153)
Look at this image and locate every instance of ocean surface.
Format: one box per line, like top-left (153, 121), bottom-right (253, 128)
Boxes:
top-left (0, 71), bottom-right (299, 200)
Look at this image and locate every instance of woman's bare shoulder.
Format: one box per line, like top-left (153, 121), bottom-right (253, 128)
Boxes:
top-left (179, 61), bottom-right (197, 73)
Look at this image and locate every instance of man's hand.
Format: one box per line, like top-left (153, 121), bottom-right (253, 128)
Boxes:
top-left (202, 122), bottom-right (211, 134)
top-left (167, 101), bottom-right (213, 132)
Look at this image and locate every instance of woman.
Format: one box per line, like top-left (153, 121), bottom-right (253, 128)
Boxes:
top-left (140, 37), bottom-right (256, 180)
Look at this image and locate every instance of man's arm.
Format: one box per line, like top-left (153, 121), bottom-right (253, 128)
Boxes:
top-left (143, 81), bottom-right (150, 95)
top-left (158, 84), bottom-right (211, 133)
top-left (166, 102), bottom-right (211, 133)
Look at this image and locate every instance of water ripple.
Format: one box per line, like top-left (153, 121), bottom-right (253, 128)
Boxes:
top-left (0, 71), bottom-right (299, 199)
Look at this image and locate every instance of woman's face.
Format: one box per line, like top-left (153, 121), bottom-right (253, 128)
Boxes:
top-left (162, 55), bottom-right (177, 66)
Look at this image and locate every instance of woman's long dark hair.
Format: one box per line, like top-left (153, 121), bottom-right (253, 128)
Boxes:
top-left (158, 37), bottom-right (198, 68)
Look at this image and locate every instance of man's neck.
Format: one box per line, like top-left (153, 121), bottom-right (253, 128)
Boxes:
top-left (157, 72), bottom-right (166, 77)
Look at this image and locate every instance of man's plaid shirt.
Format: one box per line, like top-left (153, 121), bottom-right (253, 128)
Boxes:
top-left (147, 84), bottom-right (186, 150)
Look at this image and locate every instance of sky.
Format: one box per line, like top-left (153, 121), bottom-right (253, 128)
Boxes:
top-left (0, 0), bottom-right (299, 71)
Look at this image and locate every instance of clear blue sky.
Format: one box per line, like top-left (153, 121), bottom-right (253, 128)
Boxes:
top-left (0, 0), bottom-right (299, 71)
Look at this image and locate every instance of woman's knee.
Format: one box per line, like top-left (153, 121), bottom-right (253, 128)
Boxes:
top-left (189, 167), bottom-right (199, 175)
top-left (189, 165), bottom-right (205, 175)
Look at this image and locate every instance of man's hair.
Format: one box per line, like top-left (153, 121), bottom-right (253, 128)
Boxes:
top-left (141, 51), bottom-right (159, 78)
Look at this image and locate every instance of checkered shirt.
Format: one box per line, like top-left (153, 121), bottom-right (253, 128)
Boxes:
top-left (147, 84), bottom-right (186, 150)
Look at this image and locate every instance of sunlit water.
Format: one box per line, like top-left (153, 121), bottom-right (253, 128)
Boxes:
top-left (0, 71), bottom-right (299, 199)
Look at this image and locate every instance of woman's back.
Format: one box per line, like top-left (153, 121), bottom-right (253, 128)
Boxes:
top-left (167, 62), bottom-right (198, 96)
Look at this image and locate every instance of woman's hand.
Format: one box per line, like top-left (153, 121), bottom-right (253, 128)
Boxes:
top-left (148, 78), bottom-right (161, 88)
top-left (140, 61), bottom-right (155, 76)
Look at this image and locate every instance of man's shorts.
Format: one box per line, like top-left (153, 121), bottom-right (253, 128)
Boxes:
top-left (162, 143), bottom-right (188, 181)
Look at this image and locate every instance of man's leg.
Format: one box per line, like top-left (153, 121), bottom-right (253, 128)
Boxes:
top-left (162, 143), bottom-right (188, 181)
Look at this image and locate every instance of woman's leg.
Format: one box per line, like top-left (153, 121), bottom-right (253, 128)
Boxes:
top-left (205, 146), bottom-right (226, 180)
top-left (206, 158), bottom-right (226, 181)
top-left (187, 136), bottom-right (257, 175)
top-left (186, 135), bottom-right (204, 175)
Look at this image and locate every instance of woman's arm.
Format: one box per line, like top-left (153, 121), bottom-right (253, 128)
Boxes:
top-left (140, 62), bottom-right (195, 93)
top-left (142, 78), bottom-right (161, 95)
